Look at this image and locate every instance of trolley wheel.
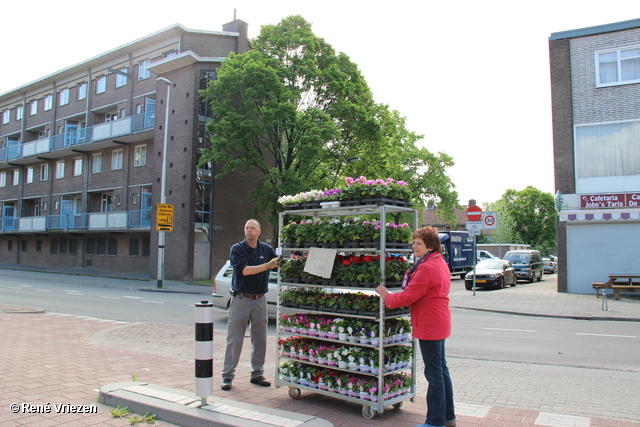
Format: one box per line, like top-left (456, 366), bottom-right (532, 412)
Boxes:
top-left (362, 405), bottom-right (377, 419)
top-left (288, 387), bottom-right (301, 399)
top-left (393, 401), bottom-right (403, 409)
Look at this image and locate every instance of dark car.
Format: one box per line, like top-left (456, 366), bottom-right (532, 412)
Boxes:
top-left (503, 250), bottom-right (544, 283)
top-left (464, 259), bottom-right (517, 290)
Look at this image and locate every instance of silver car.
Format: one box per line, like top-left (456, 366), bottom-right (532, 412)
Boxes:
top-left (212, 260), bottom-right (279, 318)
top-left (464, 259), bottom-right (517, 290)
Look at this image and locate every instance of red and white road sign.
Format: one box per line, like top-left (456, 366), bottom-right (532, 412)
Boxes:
top-left (483, 212), bottom-right (497, 229)
top-left (466, 205), bottom-right (482, 222)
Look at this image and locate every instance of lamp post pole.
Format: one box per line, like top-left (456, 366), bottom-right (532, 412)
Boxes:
top-left (156, 77), bottom-right (172, 289)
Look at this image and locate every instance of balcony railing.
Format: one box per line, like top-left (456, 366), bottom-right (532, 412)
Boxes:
top-left (1, 111), bottom-right (154, 163)
top-left (3, 210), bottom-right (152, 233)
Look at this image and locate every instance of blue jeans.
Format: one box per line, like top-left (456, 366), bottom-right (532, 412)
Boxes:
top-left (419, 339), bottom-right (455, 427)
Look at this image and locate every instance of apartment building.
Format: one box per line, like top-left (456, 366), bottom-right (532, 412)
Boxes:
top-left (0, 20), bottom-right (266, 280)
top-left (549, 18), bottom-right (640, 293)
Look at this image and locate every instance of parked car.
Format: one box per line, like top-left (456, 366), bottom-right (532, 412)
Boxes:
top-left (543, 255), bottom-right (558, 274)
top-left (212, 260), bottom-right (279, 318)
top-left (502, 250), bottom-right (544, 283)
top-left (464, 259), bottom-right (517, 290)
top-left (477, 250), bottom-right (499, 260)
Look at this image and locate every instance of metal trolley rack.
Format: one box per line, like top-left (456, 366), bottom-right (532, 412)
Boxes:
top-left (275, 203), bottom-right (418, 419)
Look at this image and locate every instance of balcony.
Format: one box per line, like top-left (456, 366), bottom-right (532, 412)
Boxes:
top-left (1, 111), bottom-right (155, 165)
top-left (1, 210), bottom-right (152, 233)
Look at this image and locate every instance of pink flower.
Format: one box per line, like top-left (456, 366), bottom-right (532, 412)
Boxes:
top-left (345, 177), bottom-right (354, 186)
top-left (397, 181), bottom-right (408, 186)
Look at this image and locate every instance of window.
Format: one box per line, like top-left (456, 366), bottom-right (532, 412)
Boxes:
top-left (69, 239), bottom-right (78, 255)
top-left (116, 68), bottom-right (128, 88)
top-left (92, 153), bottom-right (102, 173)
top-left (575, 120), bottom-right (640, 178)
top-left (108, 239), bottom-right (118, 256)
top-left (134, 145), bottom-right (146, 167)
top-left (21, 240), bottom-right (27, 252)
top-left (132, 193), bottom-right (139, 204)
top-left (96, 238), bottom-right (106, 255)
top-left (55, 160), bottom-right (65, 179)
top-left (16, 105), bottom-right (23, 120)
top-left (111, 149), bottom-right (123, 170)
top-left (164, 51), bottom-right (177, 58)
top-left (138, 59), bottom-right (151, 80)
top-left (50, 239), bottom-right (58, 254)
top-left (12, 169), bottom-right (19, 185)
top-left (101, 194), bottom-right (113, 212)
top-left (26, 167), bottom-right (34, 184)
top-left (8, 240), bottom-right (13, 251)
top-left (86, 238), bottom-right (95, 255)
top-left (78, 82), bottom-right (87, 100)
top-left (2, 110), bottom-right (9, 124)
top-left (129, 238), bottom-right (140, 256)
top-left (73, 158), bottom-right (83, 176)
top-left (40, 164), bottom-right (49, 181)
top-left (141, 238), bottom-right (150, 257)
top-left (44, 95), bottom-right (53, 111)
top-left (59, 88), bottom-right (69, 106)
top-left (42, 201), bottom-right (47, 212)
top-left (36, 240), bottom-right (42, 252)
top-left (596, 46), bottom-right (640, 86)
top-left (96, 76), bottom-right (106, 94)
top-left (59, 239), bottom-right (67, 255)
top-left (0, 172), bottom-right (5, 187)
top-left (30, 100), bottom-right (37, 116)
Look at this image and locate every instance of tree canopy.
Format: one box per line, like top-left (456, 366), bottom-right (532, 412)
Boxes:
top-left (501, 186), bottom-right (556, 252)
top-left (200, 15), bottom-right (458, 224)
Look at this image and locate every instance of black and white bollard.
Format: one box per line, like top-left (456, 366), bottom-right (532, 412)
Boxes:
top-left (195, 300), bottom-right (213, 406)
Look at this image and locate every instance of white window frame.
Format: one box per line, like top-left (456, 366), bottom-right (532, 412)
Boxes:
top-left (596, 45), bottom-right (640, 87)
top-left (59, 88), bottom-right (70, 106)
top-left (92, 153), bottom-right (102, 173)
top-left (133, 144), bottom-right (147, 167)
top-left (26, 166), bottom-right (34, 184)
top-left (116, 67), bottom-right (128, 88)
top-left (73, 158), bottom-right (83, 176)
top-left (0, 172), bottom-right (6, 187)
top-left (2, 110), bottom-right (9, 124)
top-left (30, 100), bottom-right (38, 116)
top-left (16, 105), bottom-right (23, 120)
top-left (78, 82), bottom-right (87, 100)
top-left (55, 160), bottom-right (65, 179)
top-left (111, 149), bottom-right (123, 170)
top-left (12, 169), bottom-right (19, 185)
top-left (44, 94), bottom-right (53, 111)
top-left (40, 164), bottom-right (49, 181)
top-left (96, 76), bottom-right (106, 94)
top-left (138, 59), bottom-right (151, 80)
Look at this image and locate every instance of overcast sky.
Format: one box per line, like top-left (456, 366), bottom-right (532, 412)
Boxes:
top-left (3, 1), bottom-right (640, 206)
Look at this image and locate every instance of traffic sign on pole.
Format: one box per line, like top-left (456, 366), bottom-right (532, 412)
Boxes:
top-left (482, 211), bottom-right (497, 230)
top-left (466, 205), bottom-right (482, 222)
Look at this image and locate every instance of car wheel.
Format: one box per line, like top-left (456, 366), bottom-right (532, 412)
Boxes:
top-left (537, 271), bottom-right (543, 282)
top-left (511, 278), bottom-right (517, 287)
top-left (497, 277), bottom-right (504, 289)
top-left (529, 274), bottom-right (535, 283)
top-left (465, 282), bottom-right (473, 291)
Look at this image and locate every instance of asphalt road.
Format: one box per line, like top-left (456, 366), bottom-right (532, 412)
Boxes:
top-left (1, 269), bottom-right (637, 374)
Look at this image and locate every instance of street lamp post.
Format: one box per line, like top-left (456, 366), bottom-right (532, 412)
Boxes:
top-left (156, 77), bottom-right (172, 288)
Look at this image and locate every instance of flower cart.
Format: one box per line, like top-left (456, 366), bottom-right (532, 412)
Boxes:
top-left (275, 198), bottom-right (418, 419)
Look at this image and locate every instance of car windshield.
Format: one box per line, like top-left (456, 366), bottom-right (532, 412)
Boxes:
top-left (505, 254), bottom-right (527, 264)
top-left (477, 260), bottom-right (504, 269)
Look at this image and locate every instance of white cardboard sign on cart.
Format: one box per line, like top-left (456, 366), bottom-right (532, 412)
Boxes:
top-left (303, 247), bottom-right (337, 278)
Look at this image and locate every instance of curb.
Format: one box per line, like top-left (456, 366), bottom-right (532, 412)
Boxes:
top-left (99, 382), bottom-right (333, 427)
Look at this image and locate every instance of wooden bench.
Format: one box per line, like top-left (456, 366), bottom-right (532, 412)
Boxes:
top-left (593, 275), bottom-right (640, 300)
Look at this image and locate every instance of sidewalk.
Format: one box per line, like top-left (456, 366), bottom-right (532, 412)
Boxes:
top-left (1, 267), bottom-right (639, 427)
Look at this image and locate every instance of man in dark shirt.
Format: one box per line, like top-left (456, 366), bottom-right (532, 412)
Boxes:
top-left (221, 219), bottom-right (280, 391)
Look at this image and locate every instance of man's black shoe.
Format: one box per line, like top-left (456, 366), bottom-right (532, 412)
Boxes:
top-left (221, 379), bottom-right (232, 391)
top-left (250, 376), bottom-right (271, 387)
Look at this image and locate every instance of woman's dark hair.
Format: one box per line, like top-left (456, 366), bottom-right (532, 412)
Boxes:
top-left (413, 226), bottom-right (441, 252)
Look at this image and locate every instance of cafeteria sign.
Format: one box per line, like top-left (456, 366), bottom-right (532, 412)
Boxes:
top-left (581, 193), bottom-right (640, 209)
top-left (156, 203), bottom-right (174, 231)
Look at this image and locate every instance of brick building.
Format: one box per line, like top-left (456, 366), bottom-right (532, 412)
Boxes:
top-left (0, 21), bottom-right (272, 281)
top-left (549, 18), bottom-right (640, 293)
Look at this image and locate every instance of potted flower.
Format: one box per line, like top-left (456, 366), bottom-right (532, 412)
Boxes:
top-left (280, 254), bottom-right (306, 283)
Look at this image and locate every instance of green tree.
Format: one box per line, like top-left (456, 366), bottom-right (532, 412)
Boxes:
top-left (501, 186), bottom-right (556, 251)
top-left (200, 15), bottom-right (457, 224)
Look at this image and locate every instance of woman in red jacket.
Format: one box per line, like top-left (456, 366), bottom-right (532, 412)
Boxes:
top-left (376, 226), bottom-right (456, 427)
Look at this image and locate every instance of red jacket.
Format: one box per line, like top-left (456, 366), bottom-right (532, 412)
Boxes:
top-left (384, 252), bottom-right (451, 340)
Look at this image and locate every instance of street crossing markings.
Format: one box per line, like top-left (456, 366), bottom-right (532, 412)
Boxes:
top-left (45, 312), bottom-right (129, 324)
top-left (141, 300), bottom-right (164, 304)
top-left (485, 327), bottom-right (537, 333)
top-left (101, 296), bottom-right (121, 300)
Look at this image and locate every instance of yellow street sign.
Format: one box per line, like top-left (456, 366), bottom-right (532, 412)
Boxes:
top-left (156, 203), bottom-right (174, 231)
